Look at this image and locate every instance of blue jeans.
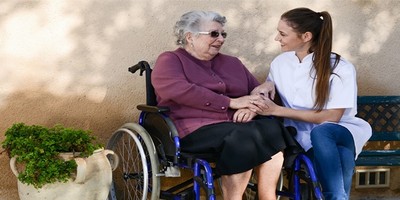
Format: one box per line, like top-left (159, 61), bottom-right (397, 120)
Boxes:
top-left (306, 123), bottom-right (355, 200)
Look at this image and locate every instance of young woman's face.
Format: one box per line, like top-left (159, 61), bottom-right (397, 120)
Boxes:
top-left (274, 19), bottom-right (309, 53)
top-left (189, 21), bottom-right (226, 60)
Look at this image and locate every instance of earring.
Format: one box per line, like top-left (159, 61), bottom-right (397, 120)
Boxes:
top-left (190, 43), bottom-right (194, 48)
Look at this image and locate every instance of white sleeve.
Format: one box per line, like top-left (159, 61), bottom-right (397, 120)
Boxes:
top-left (267, 58), bottom-right (277, 82)
top-left (326, 62), bottom-right (357, 109)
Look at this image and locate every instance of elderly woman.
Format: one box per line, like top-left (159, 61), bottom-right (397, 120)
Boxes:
top-left (151, 11), bottom-right (288, 200)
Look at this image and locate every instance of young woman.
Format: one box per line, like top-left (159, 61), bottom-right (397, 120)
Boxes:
top-left (252, 7), bottom-right (372, 199)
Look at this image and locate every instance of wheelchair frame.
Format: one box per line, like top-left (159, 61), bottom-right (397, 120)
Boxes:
top-left (106, 61), bottom-right (324, 200)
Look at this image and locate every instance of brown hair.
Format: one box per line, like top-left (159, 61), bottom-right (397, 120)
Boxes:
top-left (281, 7), bottom-right (341, 111)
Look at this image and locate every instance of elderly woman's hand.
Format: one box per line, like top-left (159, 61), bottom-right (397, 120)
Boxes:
top-left (233, 108), bottom-right (257, 123)
top-left (251, 81), bottom-right (275, 100)
top-left (229, 95), bottom-right (263, 111)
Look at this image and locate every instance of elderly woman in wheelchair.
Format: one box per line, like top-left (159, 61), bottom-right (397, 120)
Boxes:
top-left (150, 10), bottom-right (295, 200)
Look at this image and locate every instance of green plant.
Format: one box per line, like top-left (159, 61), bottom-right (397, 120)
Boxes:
top-left (2, 123), bottom-right (102, 188)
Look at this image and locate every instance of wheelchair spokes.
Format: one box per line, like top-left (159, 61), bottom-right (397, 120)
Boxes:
top-left (107, 123), bottom-right (160, 200)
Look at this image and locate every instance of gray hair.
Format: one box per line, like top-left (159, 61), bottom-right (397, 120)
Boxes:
top-left (174, 11), bottom-right (226, 46)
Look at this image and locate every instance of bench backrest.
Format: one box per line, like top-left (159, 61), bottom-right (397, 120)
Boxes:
top-left (357, 96), bottom-right (400, 141)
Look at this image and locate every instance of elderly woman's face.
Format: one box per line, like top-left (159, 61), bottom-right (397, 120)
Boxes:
top-left (189, 21), bottom-right (226, 60)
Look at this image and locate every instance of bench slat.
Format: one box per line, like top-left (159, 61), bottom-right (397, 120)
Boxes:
top-left (357, 96), bottom-right (400, 104)
top-left (355, 156), bottom-right (400, 166)
top-left (358, 149), bottom-right (400, 157)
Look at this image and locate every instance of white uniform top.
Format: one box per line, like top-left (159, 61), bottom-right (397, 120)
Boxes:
top-left (268, 51), bottom-right (372, 158)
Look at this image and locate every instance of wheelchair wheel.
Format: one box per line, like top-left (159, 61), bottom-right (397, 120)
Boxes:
top-left (107, 123), bottom-right (160, 200)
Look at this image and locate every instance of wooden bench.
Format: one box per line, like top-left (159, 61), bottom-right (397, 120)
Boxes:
top-left (355, 96), bottom-right (400, 166)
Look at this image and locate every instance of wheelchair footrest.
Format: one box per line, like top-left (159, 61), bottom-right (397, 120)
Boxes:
top-left (165, 166), bottom-right (181, 177)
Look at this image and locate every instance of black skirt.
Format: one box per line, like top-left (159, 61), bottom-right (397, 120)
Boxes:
top-left (180, 117), bottom-right (295, 175)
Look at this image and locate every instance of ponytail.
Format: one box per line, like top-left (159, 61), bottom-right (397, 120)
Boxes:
top-left (281, 8), bottom-right (341, 111)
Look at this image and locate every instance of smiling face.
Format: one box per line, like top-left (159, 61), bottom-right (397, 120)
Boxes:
top-left (186, 21), bottom-right (225, 60)
top-left (275, 19), bottom-right (312, 60)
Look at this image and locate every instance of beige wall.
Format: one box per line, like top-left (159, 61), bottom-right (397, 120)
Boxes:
top-left (1, 0), bottom-right (399, 199)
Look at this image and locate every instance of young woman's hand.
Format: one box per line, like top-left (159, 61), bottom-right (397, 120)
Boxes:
top-left (251, 81), bottom-right (276, 100)
top-left (252, 96), bottom-right (278, 116)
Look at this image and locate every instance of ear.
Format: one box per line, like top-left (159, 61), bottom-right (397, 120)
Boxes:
top-left (186, 32), bottom-right (194, 43)
top-left (302, 32), bottom-right (313, 43)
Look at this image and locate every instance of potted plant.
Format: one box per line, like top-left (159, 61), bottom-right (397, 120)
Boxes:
top-left (2, 122), bottom-right (118, 200)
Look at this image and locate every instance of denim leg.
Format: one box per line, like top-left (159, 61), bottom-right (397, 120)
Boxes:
top-left (338, 146), bottom-right (356, 196)
top-left (309, 123), bottom-right (356, 200)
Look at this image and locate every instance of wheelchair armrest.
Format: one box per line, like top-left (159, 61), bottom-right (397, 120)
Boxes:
top-left (137, 104), bottom-right (170, 113)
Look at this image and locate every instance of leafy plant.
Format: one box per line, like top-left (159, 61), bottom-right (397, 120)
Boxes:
top-left (2, 123), bottom-right (102, 188)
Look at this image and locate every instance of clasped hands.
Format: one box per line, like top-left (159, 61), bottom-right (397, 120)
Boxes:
top-left (232, 81), bottom-right (277, 122)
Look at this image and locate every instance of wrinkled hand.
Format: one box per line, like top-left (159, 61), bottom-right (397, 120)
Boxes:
top-left (233, 108), bottom-right (257, 123)
top-left (229, 95), bottom-right (264, 111)
top-left (251, 81), bottom-right (275, 100)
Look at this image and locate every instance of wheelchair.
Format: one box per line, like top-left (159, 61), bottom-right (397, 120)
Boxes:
top-left (106, 61), bottom-right (324, 200)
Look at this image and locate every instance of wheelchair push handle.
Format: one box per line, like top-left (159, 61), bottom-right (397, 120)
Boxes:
top-left (128, 60), bottom-right (151, 76)
top-left (128, 60), bottom-right (157, 106)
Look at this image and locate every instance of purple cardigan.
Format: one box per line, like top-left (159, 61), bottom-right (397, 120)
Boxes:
top-left (152, 48), bottom-right (260, 138)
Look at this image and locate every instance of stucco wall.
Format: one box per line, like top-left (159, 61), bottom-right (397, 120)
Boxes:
top-left (1, 0), bottom-right (399, 199)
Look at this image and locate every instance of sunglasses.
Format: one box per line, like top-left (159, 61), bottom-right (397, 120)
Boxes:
top-left (198, 31), bottom-right (227, 38)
